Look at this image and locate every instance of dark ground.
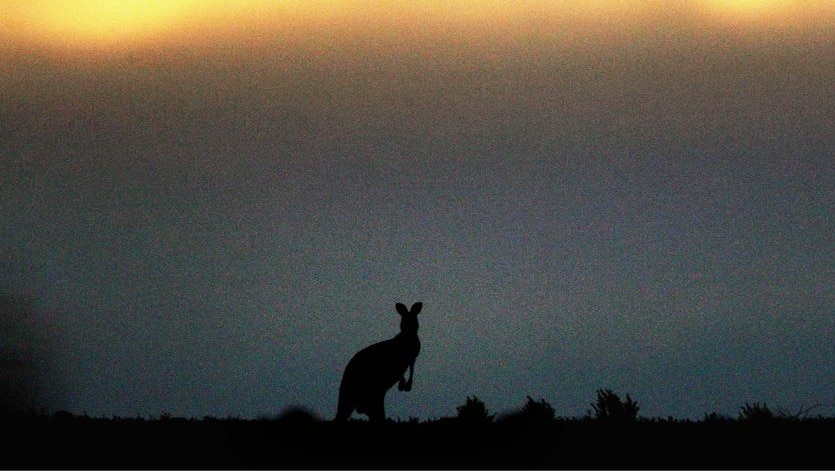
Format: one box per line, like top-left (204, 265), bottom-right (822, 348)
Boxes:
top-left (3, 413), bottom-right (834, 469)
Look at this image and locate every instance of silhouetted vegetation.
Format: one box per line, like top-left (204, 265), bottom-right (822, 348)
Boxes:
top-left (455, 395), bottom-right (494, 424)
top-left (702, 411), bottom-right (734, 423)
top-left (273, 405), bottom-right (322, 425)
top-left (738, 402), bottom-right (776, 422)
top-left (500, 396), bottom-right (557, 426)
top-left (3, 397), bottom-right (833, 468)
top-left (590, 389), bottom-right (640, 422)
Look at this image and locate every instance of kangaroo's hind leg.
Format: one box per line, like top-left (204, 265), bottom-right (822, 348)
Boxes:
top-left (366, 392), bottom-right (386, 423)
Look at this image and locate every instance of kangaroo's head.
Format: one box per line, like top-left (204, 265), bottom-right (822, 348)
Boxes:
top-left (395, 302), bottom-right (422, 336)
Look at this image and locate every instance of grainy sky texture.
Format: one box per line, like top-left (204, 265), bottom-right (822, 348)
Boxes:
top-left (1, 1), bottom-right (833, 420)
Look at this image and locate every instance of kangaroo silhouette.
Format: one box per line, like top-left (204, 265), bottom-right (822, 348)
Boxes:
top-left (335, 302), bottom-right (422, 423)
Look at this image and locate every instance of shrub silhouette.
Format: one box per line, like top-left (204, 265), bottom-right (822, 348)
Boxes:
top-left (275, 406), bottom-right (321, 425)
top-left (591, 389), bottom-right (639, 422)
top-left (785, 403), bottom-right (825, 421)
top-left (522, 396), bottom-right (556, 422)
top-left (51, 410), bottom-right (76, 422)
top-left (702, 412), bottom-right (733, 423)
top-left (739, 402), bottom-right (775, 422)
top-left (500, 396), bottom-right (556, 426)
top-left (455, 396), bottom-right (494, 424)
top-left (335, 302), bottom-right (422, 423)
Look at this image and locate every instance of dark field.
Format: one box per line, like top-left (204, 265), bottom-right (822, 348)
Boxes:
top-left (3, 413), bottom-right (834, 469)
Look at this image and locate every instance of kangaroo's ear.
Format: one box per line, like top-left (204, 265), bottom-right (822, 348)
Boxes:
top-left (410, 302), bottom-right (423, 316)
top-left (396, 303), bottom-right (409, 316)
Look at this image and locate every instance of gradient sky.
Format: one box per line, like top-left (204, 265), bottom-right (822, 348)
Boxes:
top-left (1, 1), bottom-right (833, 420)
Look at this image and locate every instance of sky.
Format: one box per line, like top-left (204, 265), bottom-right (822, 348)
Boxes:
top-left (1, 1), bottom-right (833, 421)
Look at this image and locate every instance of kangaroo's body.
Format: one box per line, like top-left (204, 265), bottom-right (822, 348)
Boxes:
top-left (335, 302), bottom-right (422, 423)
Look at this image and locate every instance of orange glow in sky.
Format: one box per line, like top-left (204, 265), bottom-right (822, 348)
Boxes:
top-left (4, 0), bottom-right (199, 47)
top-left (705, 0), bottom-right (795, 16)
top-left (700, 0), bottom-right (817, 23)
top-left (1, 1), bottom-right (832, 53)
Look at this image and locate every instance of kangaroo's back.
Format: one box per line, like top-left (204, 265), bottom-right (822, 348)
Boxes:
top-left (335, 302), bottom-right (422, 422)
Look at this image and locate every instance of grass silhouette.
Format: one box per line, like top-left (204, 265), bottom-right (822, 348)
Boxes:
top-left (3, 398), bottom-right (834, 469)
top-left (455, 395), bottom-right (495, 424)
top-left (590, 389), bottom-right (640, 422)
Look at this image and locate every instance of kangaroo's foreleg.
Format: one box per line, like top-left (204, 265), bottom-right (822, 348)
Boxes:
top-left (334, 395), bottom-right (354, 422)
top-left (398, 361), bottom-right (415, 392)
